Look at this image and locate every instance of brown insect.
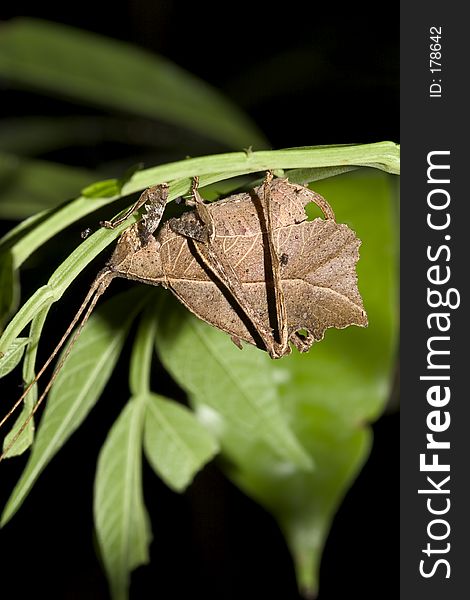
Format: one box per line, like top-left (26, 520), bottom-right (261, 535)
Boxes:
top-left (1, 172), bottom-right (367, 458)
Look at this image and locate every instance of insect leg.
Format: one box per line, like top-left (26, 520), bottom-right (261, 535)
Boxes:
top-left (261, 171), bottom-right (290, 355)
top-left (189, 176), bottom-right (216, 242)
top-left (308, 190), bottom-right (336, 221)
top-left (169, 177), bottom-right (288, 358)
top-left (100, 184), bottom-right (169, 230)
top-left (0, 268), bottom-right (115, 460)
top-left (193, 240), bottom-right (284, 356)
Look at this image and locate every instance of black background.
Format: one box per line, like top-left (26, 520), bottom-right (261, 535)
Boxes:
top-left (0, 3), bottom-right (399, 599)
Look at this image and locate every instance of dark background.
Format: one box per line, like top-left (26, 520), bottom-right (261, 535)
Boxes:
top-left (0, 3), bottom-right (399, 598)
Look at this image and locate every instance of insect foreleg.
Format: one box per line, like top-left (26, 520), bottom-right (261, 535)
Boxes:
top-left (100, 184), bottom-right (169, 233)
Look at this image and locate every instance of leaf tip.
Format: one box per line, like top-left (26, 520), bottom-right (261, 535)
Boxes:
top-left (293, 546), bottom-right (320, 600)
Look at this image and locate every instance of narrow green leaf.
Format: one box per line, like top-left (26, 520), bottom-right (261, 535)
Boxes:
top-left (285, 165), bottom-right (358, 185)
top-left (0, 336), bottom-right (29, 377)
top-left (82, 164), bottom-right (144, 199)
top-left (154, 294), bottom-right (312, 471)
top-left (0, 18), bottom-right (267, 149)
top-left (0, 212), bottom-right (51, 254)
top-left (121, 144), bottom-right (400, 193)
top-left (195, 175), bottom-right (254, 201)
top-left (1, 287), bottom-right (149, 525)
top-left (143, 393), bottom-right (219, 492)
top-left (129, 305), bottom-right (157, 397)
top-left (0, 250), bottom-right (19, 330)
top-left (2, 392), bottom-right (34, 458)
top-left (94, 398), bottom-right (151, 600)
top-left (82, 179), bottom-right (122, 199)
top-left (0, 152), bottom-right (97, 219)
top-left (0, 215), bottom-right (135, 358)
top-left (2, 304), bottom-right (51, 457)
top-left (1, 144), bottom-right (400, 274)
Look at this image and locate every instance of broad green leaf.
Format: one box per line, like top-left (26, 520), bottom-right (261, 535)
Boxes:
top-left (1, 287), bottom-right (149, 525)
top-left (0, 336), bottom-right (29, 377)
top-left (0, 18), bottom-right (266, 149)
top-left (143, 393), bottom-right (219, 492)
top-left (215, 170), bottom-right (399, 595)
top-left (154, 293), bottom-right (313, 471)
top-left (94, 398), bottom-right (151, 600)
top-left (129, 304), bottom-right (219, 489)
top-left (0, 152), bottom-right (97, 219)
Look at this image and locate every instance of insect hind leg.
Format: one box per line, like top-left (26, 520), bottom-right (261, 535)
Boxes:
top-left (168, 178), bottom-right (215, 244)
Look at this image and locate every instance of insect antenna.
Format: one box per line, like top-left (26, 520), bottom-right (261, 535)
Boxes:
top-left (0, 268), bottom-right (115, 461)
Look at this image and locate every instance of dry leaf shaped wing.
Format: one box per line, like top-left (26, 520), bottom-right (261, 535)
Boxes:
top-left (108, 177), bottom-right (367, 355)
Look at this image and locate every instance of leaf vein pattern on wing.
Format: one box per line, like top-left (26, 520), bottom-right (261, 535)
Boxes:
top-left (171, 238), bottom-right (186, 273)
top-left (233, 235), bottom-right (259, 269)
top-left (307, 234), bottom-right (358, 274)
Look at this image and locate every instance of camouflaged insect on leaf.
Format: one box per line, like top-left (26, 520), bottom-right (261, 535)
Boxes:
top-left (105, 177), bottom-right (367, 356)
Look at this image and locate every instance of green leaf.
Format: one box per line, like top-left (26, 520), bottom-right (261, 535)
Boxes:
top-left (143, 393), bottom-right (219, 492)
top-left (0, 18), bottom-right (267, 149)
top-left (154, 293), bottom-right (313, 471)
top-left (0, 152), bottom-right (97, 219)
top-left (285, 165), bottom-right (359, 185)
top-left (0, 336), bottom-right (29, 377)
top-left (128, 302), bottom-right (160, 398)
top-left (1, 287), bottom-right (149, 525)
top-left (2, 305), bottom-right (51, 457)
top-left (130, 306), bottom-right (219, 490)
top-left (2, 393), bottom-right (35, 459)
top-left (94, 398), bottom-right (151, 600)
top-left (0, 250), bottom-right (19, 330)
top-left (84, 164), bottom-right (145, 199)
top-left (81, 179), bottom-right (122, 199)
